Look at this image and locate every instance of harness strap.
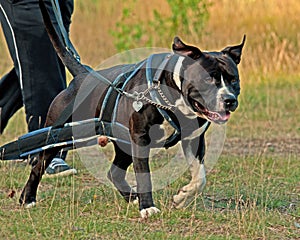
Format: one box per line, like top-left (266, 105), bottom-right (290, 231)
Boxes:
top-left (152, 54), bottom-right (172, 83)
top-left (146, 54), bottom-right (181, 148)
top-left (51, 0), bottom-right (80, 62)
top-left (100, 62), bottom-right (145, 122)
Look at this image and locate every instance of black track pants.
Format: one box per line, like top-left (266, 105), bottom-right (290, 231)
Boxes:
top-left (0, 0), bottom-right (73, 133)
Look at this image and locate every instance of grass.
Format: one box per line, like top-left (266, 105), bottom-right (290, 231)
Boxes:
top-left (0, 0), bottom-right (299, 239)
top-left (0, 147), bottom-right (298, 239)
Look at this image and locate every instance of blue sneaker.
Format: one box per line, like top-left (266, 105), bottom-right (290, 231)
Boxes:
top-left (45, 158), bottom-right (77, 177)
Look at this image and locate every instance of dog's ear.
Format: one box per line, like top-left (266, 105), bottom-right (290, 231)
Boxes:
top-left (172, 36), bottom-right (202, 59)
top-left (221, 35), bottom-right (246, 64)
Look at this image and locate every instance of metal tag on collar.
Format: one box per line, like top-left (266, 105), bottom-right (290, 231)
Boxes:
top-left (132, 101), bottom-right (143, 112)
top-left (132, 91), bottom-right (143, 112)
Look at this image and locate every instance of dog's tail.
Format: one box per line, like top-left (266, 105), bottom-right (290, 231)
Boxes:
top-left (39, 0), bottom-right (88, 76)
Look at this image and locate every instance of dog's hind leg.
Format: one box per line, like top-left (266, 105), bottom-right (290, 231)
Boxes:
top-left (107, 142), bottom-right (138, 203)
top-left (19, 149), bottom-right (58, 208)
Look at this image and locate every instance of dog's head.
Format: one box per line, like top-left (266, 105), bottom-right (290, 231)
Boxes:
top-left (172, 36), bottom-right (246, 124)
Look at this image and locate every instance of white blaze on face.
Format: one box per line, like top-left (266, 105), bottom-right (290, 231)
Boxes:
top-left (217, 75), bottom-right (235, 100)
top-left (173, 56), bottom-right (185, 91)
top-left (173, 56), bottom-right (201, 119)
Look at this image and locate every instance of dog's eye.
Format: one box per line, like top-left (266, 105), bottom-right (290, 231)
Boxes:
top-left (231, 78), bottom-right (238, 84)
top-left (204, 77), bottom-right (214, 83)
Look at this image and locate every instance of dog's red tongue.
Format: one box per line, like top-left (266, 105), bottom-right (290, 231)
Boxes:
top-left (220, 112), bottom-right (231, 121)
top-left (208, 111), bottom-right (230, 122)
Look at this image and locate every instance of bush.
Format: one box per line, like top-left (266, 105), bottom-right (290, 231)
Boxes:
top-left (111, 0), bottom-right (210, 52)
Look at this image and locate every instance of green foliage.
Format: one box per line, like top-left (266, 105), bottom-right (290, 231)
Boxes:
top-left (110, 0), bottom-right (210, 52)
top-left (163, 0), bottom-right (210, 37)
top-left (111, 7), bottom-right (145, 51)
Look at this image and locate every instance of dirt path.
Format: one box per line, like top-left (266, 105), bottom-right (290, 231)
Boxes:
top-left (223, 137), bottom-right (300, 157)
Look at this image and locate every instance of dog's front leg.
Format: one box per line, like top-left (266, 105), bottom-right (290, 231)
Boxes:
top-left (173, 134), bottom-right (206, 209)
top-left (131, 143), bottom-right (160, 219)
top-left (130, 118), bottom-right (160, 218)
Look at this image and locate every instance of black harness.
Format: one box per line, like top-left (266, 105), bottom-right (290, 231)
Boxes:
top-left (51, 0), bottom-right (182, 146)
top-left (0, 54), bottom-right (183, 160)
top-left (97, 53), bottom-right (181, 148)
top-left (0, 2), bottom-right (190, 160)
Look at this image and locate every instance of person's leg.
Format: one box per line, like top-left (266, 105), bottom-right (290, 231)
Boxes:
top-left (0, 0), bottom-right (75, 175)
top-left (0, 0), bottom-right (66, 130)
top-left (13, 2), bottom-right (66, 130)
top-left (0, 68), bottom-right (23, 134)
top-left (0, 0), bottom-right (75, 130)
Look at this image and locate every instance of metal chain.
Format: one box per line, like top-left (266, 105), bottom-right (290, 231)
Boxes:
top-left (157, 84), bottom-right (174, 108)
top-left (141, 86), bottom-right (175, 111)
top-left (121, 83), bottom-right (175, 112)
top-left (140, 95), bottom-right (174, 111)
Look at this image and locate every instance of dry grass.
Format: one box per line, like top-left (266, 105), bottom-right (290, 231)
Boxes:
top-left (1, 0), bottom-right (300, 79)
top-left (69, 0), bottom-right (300, 77)
top-left (1, 0), bottom-right (299, 141)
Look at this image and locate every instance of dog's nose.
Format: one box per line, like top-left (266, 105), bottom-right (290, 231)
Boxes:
top-left (223, 94), bottom-right (237, 111)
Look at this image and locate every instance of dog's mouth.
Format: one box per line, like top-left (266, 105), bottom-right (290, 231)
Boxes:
top-left (190, 99), bottom-right (231, 124)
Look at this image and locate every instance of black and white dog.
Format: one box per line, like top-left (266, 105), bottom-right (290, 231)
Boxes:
top-left (20, 0), bottom-right (245, 219)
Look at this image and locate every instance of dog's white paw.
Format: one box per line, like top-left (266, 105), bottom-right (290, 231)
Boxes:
top-left (173, 180), bottom-right (205, 209)
top-left (24, 201), bottom-right (36, 209)
top-left (140, 207), bottom-right (160, 219)
top-left (132, 198), bottom-right (139, 205)
top-left (173, 190), bottom-right (192, 209)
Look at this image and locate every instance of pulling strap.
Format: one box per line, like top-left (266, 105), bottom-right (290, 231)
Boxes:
top-left (51, 0), bottom-right (80, 62)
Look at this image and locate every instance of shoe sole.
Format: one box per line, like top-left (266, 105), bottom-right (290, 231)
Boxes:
top-left (44, 169), bottom-right (77, 178)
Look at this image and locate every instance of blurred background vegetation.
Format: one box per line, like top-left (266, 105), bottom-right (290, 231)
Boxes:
top-left (71, 0), bottom-right (300, 78)
top-left (0, 0), bottom-right (299, 141)
top-left (0, 0), bottom-right (299, 139)
top-left (0, 0), bottom-right (299, 79)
